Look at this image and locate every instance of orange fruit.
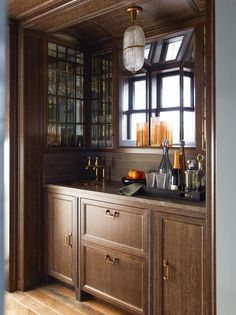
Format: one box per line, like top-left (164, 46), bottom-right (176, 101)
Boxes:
top-left (128, 169), bottom-right (145, 179)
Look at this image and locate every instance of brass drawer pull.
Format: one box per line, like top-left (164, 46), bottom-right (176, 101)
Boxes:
top-left (105, 209), bottom-right (119, 218)
top-left (163, 259), bottom-right (169, 280)
top-left (104, 254), bottom-right (119, 265)
top-left (68, 233), bottom-right (72, 247)
top-left (64, 233), bottom-right (72, 247)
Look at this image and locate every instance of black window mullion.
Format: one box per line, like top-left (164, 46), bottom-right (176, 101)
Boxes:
top-left (180, 68), bottom-right (184, 141)
top-left (156, 75), bottom-right (162, 117)
top-left (127, 79), bottom-right (133, 139)
top-left (191, 73), bottom-right (195, 108)
top-left (147, 71), bottom-right (151, 144)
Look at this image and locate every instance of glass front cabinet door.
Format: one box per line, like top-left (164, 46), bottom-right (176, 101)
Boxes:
top-left (91, 50), bottom-right (113, 148)
top-left (47, 43), bottom-right (113, 149)
top-left (47, 42), bottom-right (84, 148)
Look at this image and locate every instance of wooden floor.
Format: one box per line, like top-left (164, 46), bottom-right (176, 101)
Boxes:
top-left (4, 283), bottom-right (130, 315)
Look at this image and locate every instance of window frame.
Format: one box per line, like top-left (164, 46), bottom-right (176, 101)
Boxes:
top-left (121, 74), bottom-right (148, 145)
top-left (119, 69), bottom-right (195, 147)
top-left (156, 70), bottom-right (195, 145)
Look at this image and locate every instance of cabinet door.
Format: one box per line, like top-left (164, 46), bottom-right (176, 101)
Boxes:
top-left (155, 213), bottom-right (206, 315)
top-left (81, 242), bottom-right (148, 315)
top-left (47, 192), bottom-right (77, 286)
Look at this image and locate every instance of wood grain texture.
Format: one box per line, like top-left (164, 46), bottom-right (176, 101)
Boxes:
top-left (80, 242), bottom-right (147, 315)
top-left (8, 0), bottom-right (205, 45)
top-left (205, 0), bottom-right (216, 313)
top-left (4, 283), bottom-right (130, 314)
top-left (7, 19), bottom-right (19, 292)
top-left (47, 193), bottom-right (77, 286)
top-left (43, 151), bottom-right (88, 184)
top-left (80, 198), bottom-right (148, 256)
top-left (154, 212), bottom-right (206, 315)
top-left (17, 28), bottom-right (45, 291)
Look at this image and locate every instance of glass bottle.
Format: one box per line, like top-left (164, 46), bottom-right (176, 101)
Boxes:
top-left (179, 140), bottom-right (186, 190)
top-left (159, 139), bottom-right (172, 189)
top-left (185, 160), bottom-right (197, 191)
top-left (171, 150), bottom-right (181, 190)
top-left (196, 154), bottom-right (206, 191)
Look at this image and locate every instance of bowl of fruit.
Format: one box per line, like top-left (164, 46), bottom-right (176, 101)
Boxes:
top-left (122, 169), bottom-right (146, 185)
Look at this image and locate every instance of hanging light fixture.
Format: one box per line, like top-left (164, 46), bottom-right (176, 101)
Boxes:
top-left (123, 6), bottom-right (145, 74)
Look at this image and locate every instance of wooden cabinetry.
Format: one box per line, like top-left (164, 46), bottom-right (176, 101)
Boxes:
top-left (154, 212), bottom-right (206, 315)
top-left (47, 192), bottom-right (77, 286)
top-left (45, 185), bottom-right (206, 314)
top-left (79, 198), bottom-right (149, 315)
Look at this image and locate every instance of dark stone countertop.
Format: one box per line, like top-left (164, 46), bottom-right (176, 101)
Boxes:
top-left (46, 180), bottom-right (206, 218)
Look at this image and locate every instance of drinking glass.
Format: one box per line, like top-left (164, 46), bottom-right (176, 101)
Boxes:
top-left (145, 172), bottom-right (156, 187)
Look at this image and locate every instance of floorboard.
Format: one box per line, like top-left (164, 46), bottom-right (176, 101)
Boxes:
top-left (4, 283), bottom-right (130, 315)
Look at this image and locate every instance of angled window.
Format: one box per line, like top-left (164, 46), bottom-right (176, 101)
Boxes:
top-left (144, 44), bottom-right (151, 60)
top-left (162, 36), bottom-right (184, 61)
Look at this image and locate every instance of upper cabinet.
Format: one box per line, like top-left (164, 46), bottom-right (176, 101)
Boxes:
top-left (46, 40), bottom-right (114, 150)
top-left (47, 42), bottom-right (84, 148)
top-left (91, 50), bottom-right (113, 148)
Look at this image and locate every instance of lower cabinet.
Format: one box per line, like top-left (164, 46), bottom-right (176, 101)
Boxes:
top-left (154, 212), bottom-right (206, 315)
top-left (47, 192), bottom-right (77, 286)
top-left (79, 198), bottom-right (149, 315)
top-left (45, 187), bottom-right (206, 315)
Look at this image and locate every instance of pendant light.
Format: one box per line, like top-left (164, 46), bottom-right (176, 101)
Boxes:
top-left (123, 6), bottom-right (145, 74)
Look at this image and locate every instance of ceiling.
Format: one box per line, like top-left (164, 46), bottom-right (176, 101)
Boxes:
top-left (8, 0), bottom-right (206, 45)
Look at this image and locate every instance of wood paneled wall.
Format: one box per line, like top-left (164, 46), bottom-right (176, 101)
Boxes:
top-left (8, 19), bottom-right (19, 292)
top-left (17, 28), bottom-right (44, 290)
top-left (42, 149), bottom-right (200, 184)
top-left (43, 151), bottom-right (88, 184)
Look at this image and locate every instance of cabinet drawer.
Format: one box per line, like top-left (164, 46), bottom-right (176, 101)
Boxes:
top-left (80, 198), bottom-right (148, 254)
top-left (81, 243), bottom-right (147, 314)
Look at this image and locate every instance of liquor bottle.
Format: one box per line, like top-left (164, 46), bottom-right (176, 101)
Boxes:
top-left (196, 154), bottom-right (206, 191)
top-left (185, 160), bottom-right (197, 191)
top-left (159, 139), bottom-right (172, 189)
top-left (171, 150), bottom-right (181, 190)
top-left (179, 140), bottom-right (186, 190)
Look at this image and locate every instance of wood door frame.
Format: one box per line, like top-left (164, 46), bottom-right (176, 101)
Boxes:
top-left (205, 0), bottom-right (216, 313)
top-left (7, 3), bottom-right (216, 314)
top-left (7, 18), bottom-right (19, 292)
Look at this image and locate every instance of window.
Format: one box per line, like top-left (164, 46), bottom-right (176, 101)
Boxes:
top-left (121, 75), bottom-right (147, 145)
top-left (120, 71), bottom-right (195, 147)
top-left (120, 28), bottom-right (197, 148)
top-left (144, 44), bottom-right (151, 60)
top-left (161, 36), bottom-right (184, 61)
top-left (156, 71), bottom-right (195, 145)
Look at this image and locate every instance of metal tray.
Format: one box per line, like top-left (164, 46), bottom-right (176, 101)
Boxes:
top-left (142, 186), bottom-right (205, 202)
